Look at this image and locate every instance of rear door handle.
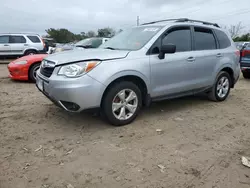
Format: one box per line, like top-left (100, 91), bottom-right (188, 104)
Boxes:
top-left (187, 57), bottom-right (195, 62)
top-left (216, 53), bottom-right (223, 57)
top-left (24, 44), bottom-right (29, 46)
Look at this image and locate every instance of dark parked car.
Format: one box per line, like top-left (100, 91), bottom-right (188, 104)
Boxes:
top-left (240, 43), bottom-right (250, 78)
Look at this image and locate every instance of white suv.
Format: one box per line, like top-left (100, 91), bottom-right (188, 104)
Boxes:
top-left (0, 33), bottom-right (45, 57)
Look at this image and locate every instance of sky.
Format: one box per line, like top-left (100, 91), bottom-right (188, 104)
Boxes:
top-left (0, 0), bottom-right (250, 35)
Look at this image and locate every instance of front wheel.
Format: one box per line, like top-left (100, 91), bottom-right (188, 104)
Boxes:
top-left (102, 81), bottom-right (142, 126)
top-left (24, 50), bottom-right (37, 56)
top-left (208, 71), bottom-right (231, 102)
top-left (29, 63), bottom-right (41, 82)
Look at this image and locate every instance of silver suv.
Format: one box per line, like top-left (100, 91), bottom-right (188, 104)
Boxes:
top-left (0, 33), bottom-right (45, 57)
top-left (36, 18), bottom-right (240, 126)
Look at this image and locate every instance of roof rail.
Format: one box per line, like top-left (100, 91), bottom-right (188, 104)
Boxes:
top-left (142, 18), bottom-right (220, 28)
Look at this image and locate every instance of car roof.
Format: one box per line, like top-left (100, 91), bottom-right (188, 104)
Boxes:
top-left (140, 18), bottom-right (221, 30)
top-left (0, 33), bottom-right (40, 36)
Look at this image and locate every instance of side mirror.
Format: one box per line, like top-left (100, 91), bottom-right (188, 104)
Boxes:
top-left (158, 44), bottom-right (176, 59)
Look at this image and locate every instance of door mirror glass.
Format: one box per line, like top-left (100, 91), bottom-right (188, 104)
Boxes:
top-left (158, 44), bottom-right (176, 59)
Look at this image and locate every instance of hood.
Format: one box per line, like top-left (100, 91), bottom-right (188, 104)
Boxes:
top-left (45, 49), bottom-right (130, 65)
top-left (13, 54), bottom-right (48, 62)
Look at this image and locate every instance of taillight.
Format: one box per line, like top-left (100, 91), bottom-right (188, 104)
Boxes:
top-left (242, 50), bottom-right (250, 57)
top-left (235, 50), bottom-right (240, 57)
top-left (41, 39), bottom-right (45, 48)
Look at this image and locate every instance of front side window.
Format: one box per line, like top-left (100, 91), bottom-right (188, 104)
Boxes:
top-left (0, 36), bottom-right (9, 44)
top-left (91, 39), bottom-right (103, 48)
top-left (162, 27), bottom-right (192, 52)
top-left (10, 36), bottom-right (26, 43)
top-left (99, 26), bottom-right (163, 51)
top-left (194, 27), bottom-right (216, 50)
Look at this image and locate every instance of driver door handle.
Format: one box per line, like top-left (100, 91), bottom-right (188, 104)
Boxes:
top-left (216, 53), bottom-right (223, 57)
top-left (187, 57), bottom-right (195, 62)
top-left (4, 44), bottom-right (9, 46)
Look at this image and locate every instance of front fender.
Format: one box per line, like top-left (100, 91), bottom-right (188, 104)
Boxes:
top-left (103, 70), bottom-right (151, 91)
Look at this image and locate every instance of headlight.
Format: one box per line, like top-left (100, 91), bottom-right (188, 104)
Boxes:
top-left (58, 61), bottom-right (101, 78)
top-left (14, 60), bottom-right (27, 65)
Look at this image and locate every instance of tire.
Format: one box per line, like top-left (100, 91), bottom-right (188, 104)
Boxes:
top-left (208, 71), bottom-right (231, 102)
top-left (24, 50), bottom-right (37, 56)
top-left (102, 81), bottom-right (142, 126)
top-left (242, 72), bottom-right (250, 79)
top-left (29, 63), bottom-right (41, 82)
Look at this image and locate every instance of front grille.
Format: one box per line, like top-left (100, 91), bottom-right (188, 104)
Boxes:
top-left (40, 67), bottom-right (55, 77)
top-left (40, 60), bottom-right (56, 78)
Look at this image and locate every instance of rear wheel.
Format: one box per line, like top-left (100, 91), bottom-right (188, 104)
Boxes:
top-left (242, 72), bottom-right (250, 79)
top-left (208, 71), bottom-right (231, 102)
top-left (102, 81), bottom-right (142, 126)
top-left (24, 50), bottom-right (37, 56)
top-left (29, 63), bottom-right (40, 82)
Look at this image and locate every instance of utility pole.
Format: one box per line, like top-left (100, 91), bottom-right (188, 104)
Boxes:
top-left (137, 16), bottom-right (140, 26)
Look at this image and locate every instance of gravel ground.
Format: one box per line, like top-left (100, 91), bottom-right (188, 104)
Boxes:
top-left (0, 64), bottom-right (250, 188)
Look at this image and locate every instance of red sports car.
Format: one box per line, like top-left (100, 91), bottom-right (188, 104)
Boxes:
top-left (8, 54), bottom-right (47, 82)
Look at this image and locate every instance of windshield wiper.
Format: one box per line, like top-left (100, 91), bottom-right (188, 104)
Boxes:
top-left (75, 45), bottom-right (93, 49)
top-left (104, 47), bottom-right (117, 50)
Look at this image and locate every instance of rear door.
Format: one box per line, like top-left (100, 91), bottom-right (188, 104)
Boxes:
top-left (190, 26), bottom-right (219, 88)
top-left (0, 35), bottom-right (11, 55)
top-left (9, 35), bottom-right (27, 55)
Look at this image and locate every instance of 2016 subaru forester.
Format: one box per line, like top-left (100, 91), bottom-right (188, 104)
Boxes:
top-left (36, 18), bottom-right (240, 126)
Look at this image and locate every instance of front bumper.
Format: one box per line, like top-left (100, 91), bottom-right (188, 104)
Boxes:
top-left (36, 70), bottom-right (106, 112)
top-left (7, 62), bottom-right (29, 81)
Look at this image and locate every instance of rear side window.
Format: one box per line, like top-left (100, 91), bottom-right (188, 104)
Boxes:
top-left (162, 27), bottom-right (192, 52)
top-left (10, 36), bottom-right (26, 43)
top-left (27, 35), bottom-right (41, 43)
top-left (0, 36), bottom-right (9, 44)
top-left (214, 29), bottom-right (231, 49)
top-left (194, 27), bottom-right (216, 50)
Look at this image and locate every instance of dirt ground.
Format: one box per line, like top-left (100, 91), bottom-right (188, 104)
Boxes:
top-left (0, 64), bottom-right (250, 188)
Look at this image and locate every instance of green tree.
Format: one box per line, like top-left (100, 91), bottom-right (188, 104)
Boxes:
top-left (97, 27), bottom-right (115, 37)
top-left (234, 33), bottom-right (250, 42)
top-left (86, 31), bottom-right (96, 38)
top-left (46, 28), bottom-right (76, 43)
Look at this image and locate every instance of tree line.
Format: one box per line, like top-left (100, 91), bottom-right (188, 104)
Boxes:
top-left (45, 22), bottom-right (250, 43)
top-left (45, 27), bottom-right (119, 43)
top-left (226, 22), bottom-right (250, 42)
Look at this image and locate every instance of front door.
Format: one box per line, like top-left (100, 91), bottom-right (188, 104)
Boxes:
top-left (0, 35), bottom-right (11, 56)
top-left (9, 35), bottom-right (27, 55)
top-left (149, 26), bottom-right (194, 98)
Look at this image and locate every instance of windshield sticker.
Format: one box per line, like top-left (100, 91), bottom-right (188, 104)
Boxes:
top-left (143, 28), bottom-right (159, 32)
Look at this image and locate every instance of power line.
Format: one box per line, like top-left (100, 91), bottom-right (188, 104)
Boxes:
top-left (210, 10), bottom-right (250, 22)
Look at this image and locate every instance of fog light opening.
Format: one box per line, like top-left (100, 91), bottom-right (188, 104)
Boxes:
top-left (60, 101), bottom-right (80, 111)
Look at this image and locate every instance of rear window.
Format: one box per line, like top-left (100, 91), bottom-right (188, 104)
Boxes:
top-left (27, 36), bottom-right (41, 43)
top-left (214, 29), bottom-right (231, 49)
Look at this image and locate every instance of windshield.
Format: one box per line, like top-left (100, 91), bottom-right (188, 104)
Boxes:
top-left (99, 26), bottom-right (163, 51)
top-left (75, 38), bottom-right (103, 48)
